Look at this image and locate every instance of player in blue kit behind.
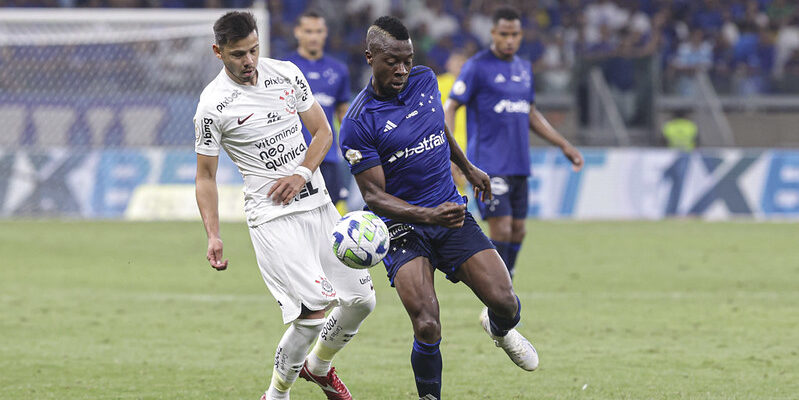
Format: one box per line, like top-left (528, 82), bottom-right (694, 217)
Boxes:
top-left (444, 6), bottom-right (583, 279)
top-left (285, 10), bottom-right (351, 212)
top-left (339, 16), bottom-right (538, 400)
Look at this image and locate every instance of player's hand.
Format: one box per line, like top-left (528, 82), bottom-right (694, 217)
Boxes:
top-left (430, 202), bottom-right (466, 229)
top-left (207, 237), bottom-right (228, 271)
top-left (562, 144), bottom-right (584, 172)
top-left (268, 175), bottom-right (306, 205)
top-left (463, 165), bottom-right (492, 203)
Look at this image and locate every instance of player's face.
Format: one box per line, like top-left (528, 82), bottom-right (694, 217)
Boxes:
top-left (214, 30), bottom-right (259, 85)
top-left (490, 19), bottom-right (522, 59)
top-left (367, 39), bottom-right (414, 97)
top-left (295, 16), bottom-right (327, 57)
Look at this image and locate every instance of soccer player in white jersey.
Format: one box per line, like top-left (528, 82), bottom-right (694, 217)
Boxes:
top-left (193, 12), bottom-right (375, 400)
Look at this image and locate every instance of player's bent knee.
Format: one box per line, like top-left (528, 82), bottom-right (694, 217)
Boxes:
top-left (412, 317), bottom-right (441, 342)
top-left (488, 292), bottom-right (519, 319)
top-left (348, 294), bottom-right (376, 317)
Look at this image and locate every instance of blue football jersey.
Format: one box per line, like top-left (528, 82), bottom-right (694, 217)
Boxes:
top-left (283, 52), bottom-right (350, 162)
top-left (449, 49), bottom-right (535, 176)
top-left (339, 66), bottom-right (463, 224)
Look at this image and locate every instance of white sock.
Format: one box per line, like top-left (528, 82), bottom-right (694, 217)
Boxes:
top-left (307, 295), bottom-right (375, 376)
top-left (267, 318), bottom-right (324, 395)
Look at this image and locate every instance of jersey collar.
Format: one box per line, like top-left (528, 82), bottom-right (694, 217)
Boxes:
top-left (366, 77), bottom-right (409, 104)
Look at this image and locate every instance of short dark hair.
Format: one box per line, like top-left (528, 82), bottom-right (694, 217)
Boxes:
top-left (296, 9), bottom-right (324, 26)
top-left (213, 11), bottom-right (258, 47)
top-left (371, 16), bottom-right (410, 41)
top-left (492, 6), bottom-right (521, 25)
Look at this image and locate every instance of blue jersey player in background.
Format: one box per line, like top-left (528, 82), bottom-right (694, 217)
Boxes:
top-left (444, 6), bottom-right (583, 280)
top-left (285, 10), bottom-right (351, 212)
top-left (339, 16), bottom-right (539, 400)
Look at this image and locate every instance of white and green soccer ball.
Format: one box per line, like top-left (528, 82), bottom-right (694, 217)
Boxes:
top-left (331, 211), bottom-right (390, 269)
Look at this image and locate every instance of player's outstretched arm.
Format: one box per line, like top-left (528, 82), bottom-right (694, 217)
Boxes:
top-left (196, 154), bottom-right (228, 271)
top-left (528, 104), bottom-right (584, 172)
top-left (354, 165), bottom-right (466, 229)
top-left (268, 101), bottom-right (333, 205)
top-left (443, 123), bottom-right (492, 203)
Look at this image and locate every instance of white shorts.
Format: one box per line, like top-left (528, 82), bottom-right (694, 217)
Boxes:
top-left (248, 202), bottom-right (375, 324)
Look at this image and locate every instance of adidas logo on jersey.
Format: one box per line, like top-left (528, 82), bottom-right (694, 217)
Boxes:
top-left (494, 74), bottom-right (506, 83)
top-left (383, 120), bottom-right (397, 132)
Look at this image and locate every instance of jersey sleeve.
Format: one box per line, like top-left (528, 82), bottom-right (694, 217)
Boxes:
top-left (339, 118), bottom-right (381, 175)
top-left (287, 62), bottom-right (315, 113)
top-left (193, 103), bottom-right (221, 157)
top-left (448, 58), bottom-right (478, 105)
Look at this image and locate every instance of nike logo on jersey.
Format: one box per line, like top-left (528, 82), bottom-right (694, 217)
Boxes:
top-left (494, 73), bottom-right (506, 83)
top-left (383, 120), bottom-right (397, 132)
top-left (237, 113), bottom-right (254, 125)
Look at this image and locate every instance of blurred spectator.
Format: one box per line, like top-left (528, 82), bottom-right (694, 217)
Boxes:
top-left (732, 25), bottom-right (776, 95)
top-left (669, 28), bottom-right (713, 96)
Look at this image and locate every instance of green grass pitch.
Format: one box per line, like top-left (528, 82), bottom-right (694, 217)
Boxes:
top-left (1, 220), bottom-right (797, 399)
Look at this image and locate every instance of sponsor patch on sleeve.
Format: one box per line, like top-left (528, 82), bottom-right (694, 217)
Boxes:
top-left (345, 149), bottom-right (363, 165)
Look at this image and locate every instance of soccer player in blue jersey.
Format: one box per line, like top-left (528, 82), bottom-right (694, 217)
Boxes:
top-left (444, 6), bottom-right (583, 279)
top-left (285, 10), bottom-right (351, 212)
top-left (339, 16), bottom-right (538, 400)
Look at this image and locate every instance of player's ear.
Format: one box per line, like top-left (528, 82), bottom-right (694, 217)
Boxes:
top-left (212, 44), bottom-right (223, 60)
top-left (365, 49), bottom-right (373, 66)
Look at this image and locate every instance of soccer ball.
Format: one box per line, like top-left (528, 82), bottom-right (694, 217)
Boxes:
top-left (331, 211), bottom-right (390, 269)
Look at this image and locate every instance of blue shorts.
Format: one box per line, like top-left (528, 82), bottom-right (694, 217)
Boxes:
top-left (382, 211), bottom-right (495, 287)
top-left (476, 175), bottom-right (528, 220)
top-left (320, 161), bottom-right (348, 204)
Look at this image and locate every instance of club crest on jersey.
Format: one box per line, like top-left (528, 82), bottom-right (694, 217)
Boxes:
top-left (452, 80), bottom-right (466, 96)
top-left (315, 276), bottom-right (336, 297)
top-left (280, 89), bottom-right (297, 114)
top-left (345, 149), bottom-right (362, 165)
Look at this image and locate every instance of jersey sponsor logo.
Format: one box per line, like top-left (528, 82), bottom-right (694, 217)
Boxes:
top-left (294, 181), bottom-right (319, 201)
top-left (315, 276), bottom-right (336, 297)
top-left (266, 111), bottom-right (282, 124)
top-left (493, 99), bottom-right (530, 114)
top-left (254, 124), bottom-right (298, 150)
top-left (201, 117), bottom-right (214, 146)
top-left (383, 120), bottom-right (397, 132)
top-left (294, 75), bottom-right (309, 102)
top-left (263, 75), bottom-right (290, 88)
top-left (257, 142), bottom-right (307, 171)
top-left (216, 89), bottom-right (242, 112)
top-left (386, 131), bottom-right (446, 164)
top-left (307, 71), bottom-right (321, 80)
top-left (345, 149), bottom-right (363, 165)
top-left (237, 113), bottom-right (254, 125)
top-left (405, 110), bottom-right (418, 119)
top-left (280, 89), bottom-right (297, 114)
top-left (494, 73), bottom-right (506, 83)
top-left (388, 223), bottom-right (414, 239)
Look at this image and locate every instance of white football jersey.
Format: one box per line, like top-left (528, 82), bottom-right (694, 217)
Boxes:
top-left (194, 58), bottom-right (331, 226)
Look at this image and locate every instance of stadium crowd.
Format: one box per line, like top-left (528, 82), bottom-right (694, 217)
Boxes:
top-left (3, 0), bottom-right (799, 96)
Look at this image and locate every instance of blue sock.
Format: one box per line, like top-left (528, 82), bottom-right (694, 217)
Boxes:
top-left (411, 338), bottom-right (442, 399)
top-left (487, 296), bottom-right (521, 337)
top-left (506, 242), bottom-right (522, 278)
top-left (491, 240), bottom-right (512, 275)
